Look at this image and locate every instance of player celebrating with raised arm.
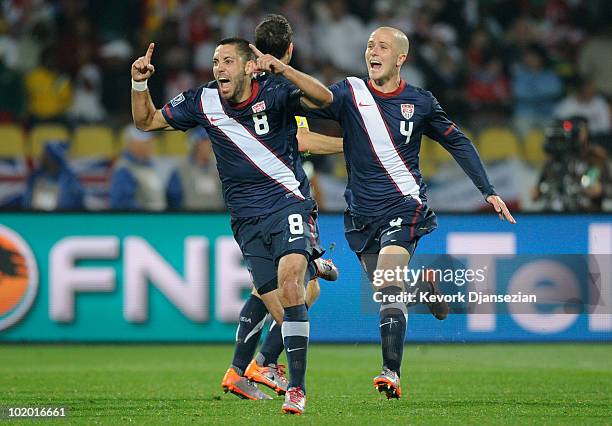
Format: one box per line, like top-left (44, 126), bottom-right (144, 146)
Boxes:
top-left (131, 37), bottom-right (332, 415)
top-left (300, 27), bottom-right (515, 399)
top-left (219, 15), bottom-right (340, 402)
top-left (233, 14), bottom-right (341, 397)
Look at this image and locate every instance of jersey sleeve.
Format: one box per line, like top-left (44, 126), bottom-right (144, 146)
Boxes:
top-left (423, 92), bottom-right (497, 199)
top-left (160, 88), bottom-right (201, 131)
top-left (297, 80), bottom-right (346, 121)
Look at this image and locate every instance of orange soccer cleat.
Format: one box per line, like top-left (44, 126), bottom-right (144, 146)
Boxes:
top-left (245, 359), bottom-right (288, 395)
top-left (373, 367), bottom-right (402, 399)
top-left (221, 367), bottom-right (272, 400)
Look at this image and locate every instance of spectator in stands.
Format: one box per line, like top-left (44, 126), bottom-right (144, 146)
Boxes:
top-left (511, 44), bottom-right (563, 135)
top-left (578, 24), bottom-right (612, 99)
top-left (0, 54), bottom-right (24, 122)
top-left (22, 141), bottom-right (84, 210)
top-left (99, 39), bottom-right (133, 125)
top-left (223, 0), bottom-right (267, 40)
top-left (466, 27), bottom-right (494, 71)
top-left (555, 77), bottom-right (611, 137)
top-left (68, 45), bottom-right (107, 124)
top-left (110, 126), bottom-right (166, 211)
top-left (313, 0), bottom-right (367, 75)
top-left (418, 22), bottom-right (465, 119)
top-left (166, 128), bottom-right (224, 211)
top-left (467, 54), bottom-right (510, 111)
top-left (24, 48), bottom-right (73, 124)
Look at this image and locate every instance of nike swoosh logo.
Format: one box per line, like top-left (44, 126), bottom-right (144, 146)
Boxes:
top-left (288, 236), bottom-right (303, 242)
top-left (386, 228), bottom-right (401, 236)
top-left (359, 101), bottom-right (373, 107)
top-left (379, 320), bottom-right (397, 328)
top-left (286, 347), bottom-right (305, 353)
top-left (210, 117), bottom-right (222, 122)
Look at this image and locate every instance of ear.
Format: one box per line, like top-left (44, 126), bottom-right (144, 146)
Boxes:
top-left (287, 42), bottom-right (294, 61)
top-left (244, 59), bottom-right (257, 74)
top-left (396, 53), bottom-right (407, 68)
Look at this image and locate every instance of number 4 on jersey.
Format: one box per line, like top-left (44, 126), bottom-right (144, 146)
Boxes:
top-left (400, 121), bottom-right (413, 144)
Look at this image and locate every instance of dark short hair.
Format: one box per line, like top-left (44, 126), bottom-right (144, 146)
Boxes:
top-left (254, 14), bottom-right (293, 60)
top-left (218, 37), bottom-right (256, 63)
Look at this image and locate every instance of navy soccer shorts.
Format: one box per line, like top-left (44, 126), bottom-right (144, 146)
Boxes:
top-left (231, 200), bottom-right (324, 294)
top-left (343, 201), bottom-right (437, 257)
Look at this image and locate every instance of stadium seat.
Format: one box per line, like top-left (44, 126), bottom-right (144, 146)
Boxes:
top-left (425, 135), bottom-right (453, 164)
top-left (71, 126), bottom-right (117, 158)
top-left (29, 124), bottom-right (70, 158)
top-left (523, 129), bottom-right (547, 166)
top-left (418, 156), bottom-right (438, 178)
top-left (417, 139), bottom-right (438, 177)
top-left (162, 131), bottom-right (190, 156)
top-left (0, 125), bottom-right (25, 157)
top-left (477, 127), bottom-right (520, 163)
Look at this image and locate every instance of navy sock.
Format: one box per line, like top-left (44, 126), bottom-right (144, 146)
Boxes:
top-left (256, 303), bottom-right (309, 367)
top-left (281, 304), bottom-right (309, 392)
top-left (379, 286), bottom-right (407, 377)
top-left (230, 295), bottom-right (268, 375)
top-left (257, 320), bottom-right (283, 366)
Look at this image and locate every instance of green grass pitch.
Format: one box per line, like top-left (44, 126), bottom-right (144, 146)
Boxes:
top-left (1, 344), bottom-right (610, 424)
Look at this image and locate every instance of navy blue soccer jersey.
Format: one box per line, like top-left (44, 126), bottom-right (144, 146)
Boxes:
top-left (161, 74), bottom-right (311, 217)
top-left (304, 77), bottom-right (496, 216)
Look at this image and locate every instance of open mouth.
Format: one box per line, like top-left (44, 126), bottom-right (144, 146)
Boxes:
top-left (369, 60), bottom-right (382, 71)
top-left (217, 77), bottom-right (231, 90)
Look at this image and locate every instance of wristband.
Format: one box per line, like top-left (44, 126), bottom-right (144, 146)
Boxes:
top-left (132, 79), bottom-right (148, 91)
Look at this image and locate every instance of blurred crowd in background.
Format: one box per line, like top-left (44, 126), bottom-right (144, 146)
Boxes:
top-left (0, 0), bottom-right (611, 212)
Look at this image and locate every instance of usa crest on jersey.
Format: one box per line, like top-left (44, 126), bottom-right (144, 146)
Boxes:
top-left (401, 103), bottom-right (414, 120)
top-left (252, 100), bottom-right (266, 113)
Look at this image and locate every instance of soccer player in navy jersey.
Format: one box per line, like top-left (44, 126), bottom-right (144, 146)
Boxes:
top-left (131, 37), bottom-right (332, 414)
top-left (238, 14), bottom-right (340, 398)
top-left (299, 26), bottom-right (516, 399)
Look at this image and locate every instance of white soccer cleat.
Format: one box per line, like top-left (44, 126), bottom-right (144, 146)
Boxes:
top-left (282, 386), bottom-right (306, 414)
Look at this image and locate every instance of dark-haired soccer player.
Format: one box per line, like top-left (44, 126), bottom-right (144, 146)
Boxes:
top-left (131, 36), bottom-right (332, 415)
top-left (299, 26), bottom-right (516, 399)
top-left (238, 13), bottom-right (342, 396)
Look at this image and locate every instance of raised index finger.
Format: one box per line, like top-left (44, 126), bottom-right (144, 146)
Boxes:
top-left (145, 42), bottom-right (155, 62)
top-left (249, 43), bottom-right (264, 58)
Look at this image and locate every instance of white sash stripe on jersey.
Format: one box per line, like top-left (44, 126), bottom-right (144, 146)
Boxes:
top-left (200, 88), bottom-right (304, 200)
top-left (347, 77), bottom-right (421, 204)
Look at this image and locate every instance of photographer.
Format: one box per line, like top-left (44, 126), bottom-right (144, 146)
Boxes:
top-left (533, 117), bottom-right (610, 211)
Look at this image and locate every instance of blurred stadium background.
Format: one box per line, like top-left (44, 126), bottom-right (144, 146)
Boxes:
top-left (0, 0), bottom-right (611, 422)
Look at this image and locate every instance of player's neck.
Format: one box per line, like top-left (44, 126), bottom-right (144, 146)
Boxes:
top-left (232, 86), bottom-right (252, 104)
top-left (370, 75), bottom-right (402, 93)
top-left (229, 79), bottom-right (258, 107)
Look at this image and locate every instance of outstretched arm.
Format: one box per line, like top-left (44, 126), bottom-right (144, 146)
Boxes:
top-left (425, 95), bottom-right (515, 223)
top-left (131, 42), bottom-right (171, 131)
top-left (297, 127), bottom-right (343, 154)
top-left (250, 44), bottom-right (333, 109)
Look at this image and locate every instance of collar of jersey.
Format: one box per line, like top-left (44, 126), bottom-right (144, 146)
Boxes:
top-left (221, 79), bottom-right (260, 110)
top-left (367, 79), bottom-right (406, 98)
